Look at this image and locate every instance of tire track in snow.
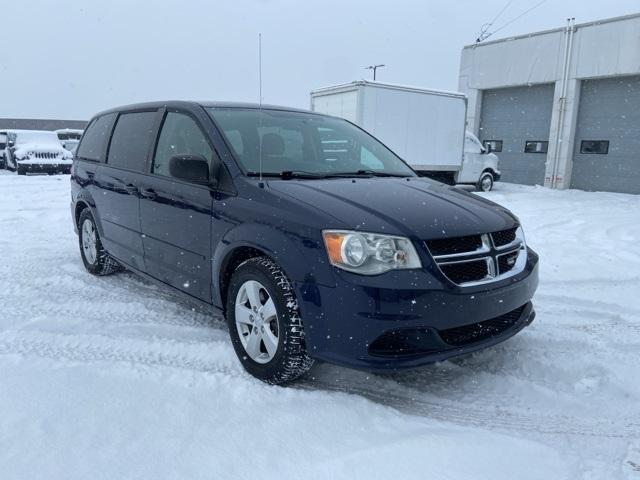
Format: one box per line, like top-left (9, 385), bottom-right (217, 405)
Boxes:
top-left (3, 328), bottom-right (637, 440)
top-left (300, 376), bottom-right (640, 440)
top-left (0, 330), bottom-right (244, 380)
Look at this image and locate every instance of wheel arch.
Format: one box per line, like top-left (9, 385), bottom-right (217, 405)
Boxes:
top-left (217, 245), bottom-right (271, 311)
top-left (212, 224), bottom-right (323, 310)
top-left (73, 193), bottom-right (105, 238)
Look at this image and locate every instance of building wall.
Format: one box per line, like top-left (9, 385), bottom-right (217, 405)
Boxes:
top-left (0, 118), bottom-right (87, 131)
top-left (458, 13), bottom-right (640, 190)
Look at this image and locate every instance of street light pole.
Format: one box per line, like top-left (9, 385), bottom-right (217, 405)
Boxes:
top-left (365, 64), bottom-right (385, 81)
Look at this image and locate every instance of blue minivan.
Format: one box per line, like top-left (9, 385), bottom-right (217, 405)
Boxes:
top-left (71, 101), bottom-right (538, 384)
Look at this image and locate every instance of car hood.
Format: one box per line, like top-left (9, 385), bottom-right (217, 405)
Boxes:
top-left (267, 177), bottom-right (518, 240)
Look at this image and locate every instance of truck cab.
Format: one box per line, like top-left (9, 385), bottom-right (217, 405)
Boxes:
top-left (456, 131), bottom-right (501, 191)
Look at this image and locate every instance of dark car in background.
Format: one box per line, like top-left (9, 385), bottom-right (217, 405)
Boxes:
top-left (70, 101), bottom-right (538, 384)
top-left (0, 131), bottom-right (7, 169)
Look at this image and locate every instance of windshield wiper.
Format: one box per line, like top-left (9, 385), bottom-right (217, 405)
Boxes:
top-left (246, 169), bottom-right (412, 180)
top-left (349, 169), bottom-right (412, 178)
top-left (246, 170), bottom-right (330, 179)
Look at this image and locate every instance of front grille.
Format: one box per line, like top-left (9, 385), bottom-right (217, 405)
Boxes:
top-left (438, 305), bottom-right (526, 347)
top-left (425, 225), bottom-right (525, 286)
top-left (440, 259), bottom-right (488, 283)
top-left (425, 235), bottom-right (482, 256)
top-left (492, 227), bottom-right (517, 247)
top-left (31, 152), bottom-right (59, 159)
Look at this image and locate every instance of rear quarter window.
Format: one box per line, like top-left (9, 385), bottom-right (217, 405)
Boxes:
top-left (76, 114), bottom-right (117, 162)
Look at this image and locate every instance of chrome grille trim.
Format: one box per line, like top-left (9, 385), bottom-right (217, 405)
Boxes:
top-left (426, 227), bottom-right (527, 287)
top-left (431, 234), bottom-right (491, 261)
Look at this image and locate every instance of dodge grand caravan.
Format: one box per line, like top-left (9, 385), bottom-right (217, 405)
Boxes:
top-left (70, 101), bottom-right (538, 384)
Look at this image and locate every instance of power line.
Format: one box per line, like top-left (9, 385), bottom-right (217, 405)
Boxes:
top-left (491, 0), bottom-right (549, 36)
top-left (489, 0), bottom-right (516, 28)
top-left (477, 0), bottom-right (515, 43)
top-left (476, 0), bottom-right (549, 43)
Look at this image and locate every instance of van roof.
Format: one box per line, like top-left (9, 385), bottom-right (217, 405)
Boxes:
top-left (94, 100), bottom-right (313, 119)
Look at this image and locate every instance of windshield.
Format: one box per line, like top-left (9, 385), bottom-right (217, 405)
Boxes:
top-left (207, 108), bottom-right (415, 177)
top-left (14, 131), bottom-right (61, 145)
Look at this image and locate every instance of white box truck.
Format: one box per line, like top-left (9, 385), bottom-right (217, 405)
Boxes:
top-left (310, 81), bottom-right (500, 191)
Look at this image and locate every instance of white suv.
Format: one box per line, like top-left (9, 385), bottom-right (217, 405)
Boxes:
top-left (5, 130), bottom-right (73, 175)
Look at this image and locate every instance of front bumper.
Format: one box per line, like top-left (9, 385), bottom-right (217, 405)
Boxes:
top-left (296, 248), bottom-right (538, 371)
top-left (17, 162), bottom-right (71, 174)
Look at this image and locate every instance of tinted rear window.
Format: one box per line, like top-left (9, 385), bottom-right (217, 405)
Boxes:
top-left (76, 114), bottom-right (116, 161)
top-left (107, 111), bottom-right (157, 171)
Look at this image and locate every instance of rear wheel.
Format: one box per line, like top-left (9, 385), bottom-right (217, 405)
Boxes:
top-left (477, 172), bottom-right (494, 192)
top-left (226, 257), bottom-right (314, 384)
top-left (78, 208), bottom-right (121, 275)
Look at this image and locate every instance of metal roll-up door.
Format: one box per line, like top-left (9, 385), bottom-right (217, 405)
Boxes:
top-left (479, 84), bottom-right (555, 185)
top-left (571, 76), bottom-right (640, 194)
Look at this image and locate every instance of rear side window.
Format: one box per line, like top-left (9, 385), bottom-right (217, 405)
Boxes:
top-left (107, 111), bottom-right (158, 171)
top-left (76, 113), bottom-right (116, 161)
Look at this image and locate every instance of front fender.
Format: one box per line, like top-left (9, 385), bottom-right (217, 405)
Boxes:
top-left (211, 222), bottom-right (335, 307)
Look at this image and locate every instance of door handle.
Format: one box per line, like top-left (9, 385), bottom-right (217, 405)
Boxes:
top-left (139, 188), bottom-right (157, 199)
top-left (124, 184), bottom-right (138, 195)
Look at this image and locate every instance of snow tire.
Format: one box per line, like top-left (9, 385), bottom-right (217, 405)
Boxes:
top-left (226, 256), bottom-right (314, 385)
top-left (78, 208), bottom-right (121, 276)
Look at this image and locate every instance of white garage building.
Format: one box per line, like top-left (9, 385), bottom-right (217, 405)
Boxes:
top-left (458, 13), bottom-right (640, 194)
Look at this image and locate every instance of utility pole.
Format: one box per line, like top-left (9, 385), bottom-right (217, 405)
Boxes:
top-left (365, 64), bottom-right (385, 81)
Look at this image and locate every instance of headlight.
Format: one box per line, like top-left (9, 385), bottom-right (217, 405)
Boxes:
top-left (515, 225), bottom-right (526, 247)
top-left (323, 230), bottom-right (421, 275)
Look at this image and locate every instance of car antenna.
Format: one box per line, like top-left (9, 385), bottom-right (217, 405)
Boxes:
top-left (258, 33), bottom-right (264, 187)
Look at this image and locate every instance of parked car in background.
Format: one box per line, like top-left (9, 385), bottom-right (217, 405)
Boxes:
top-left (5, 130), bottom-right (73, 175)
top-left (55, 128), bottom-right (84, 152)
top-left (71, 100), bottom-right (538, 384)
top-left (0, 131), bottom-right (7, 169)
top-left (464, 130), bottom-right (501, 191)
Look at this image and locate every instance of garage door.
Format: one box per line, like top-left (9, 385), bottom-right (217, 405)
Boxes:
top-left (479, 84), bottom-right (555, 185)
top-left (570, 76), bottom-right (640, 194)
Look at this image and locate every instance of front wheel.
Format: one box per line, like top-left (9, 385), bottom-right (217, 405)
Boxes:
top-left (78, 208), bottom-right (121, 275)
top-left (226, 257), bottom-right (314, 384)
top-left (16, 165), bottom-right (26, 175)
top-left (477, 172), bottom-right (494, 192)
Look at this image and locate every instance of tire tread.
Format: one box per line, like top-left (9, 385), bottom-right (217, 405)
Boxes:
top-left (229, 256), bottom-right (314, 384)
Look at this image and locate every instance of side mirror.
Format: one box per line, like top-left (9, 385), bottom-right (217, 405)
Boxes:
top-left (169, 154), bottom-right (210, 184)
top-left (483, 143), bottom-right (491, 154)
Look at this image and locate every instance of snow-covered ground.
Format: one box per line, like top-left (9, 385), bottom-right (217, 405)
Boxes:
top-left (0, 171), bottom-right (639, 479)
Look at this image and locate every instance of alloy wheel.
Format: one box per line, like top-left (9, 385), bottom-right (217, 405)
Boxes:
top-left (235, 280), bottom-right (279, 364)
top-left (81, 219), bottom-right (98, 265)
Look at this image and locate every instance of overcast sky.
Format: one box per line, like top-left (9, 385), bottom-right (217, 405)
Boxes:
top-left (1, 0), bottom-right (638, 120)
